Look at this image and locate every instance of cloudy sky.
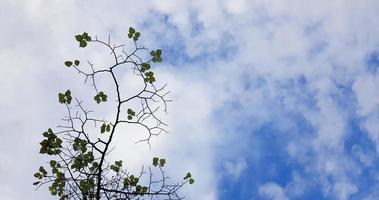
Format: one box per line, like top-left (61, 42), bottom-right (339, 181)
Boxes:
top-left (1, 0), bottom-right (379, 200)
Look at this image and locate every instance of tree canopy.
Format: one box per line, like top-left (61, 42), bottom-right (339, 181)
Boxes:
top-left (34, 27), bottom-right (194, 200)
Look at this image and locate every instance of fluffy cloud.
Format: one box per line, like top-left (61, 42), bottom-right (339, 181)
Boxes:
top-left (259, 182), bottom-right (289, 200)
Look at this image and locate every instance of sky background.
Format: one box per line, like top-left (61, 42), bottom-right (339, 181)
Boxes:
top-left (1, 0), bottom-right (379, 200)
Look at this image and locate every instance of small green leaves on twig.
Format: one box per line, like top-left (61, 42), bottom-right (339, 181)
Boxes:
top-left (64, 60), bottom-right (80, 67)
top-left (72, 138), bottom-right (87, 152)
top-left (152, 157), bottom-right (159, 166)
top-left (64, 61), bottom-right (72, 67)
top-left (140, 63), bottom-right (151, 72)
top-left (152, 157), bottom-right (166, 167)
top-left (134, 185), bottom-right (149, 196)
top-left (110, 160), bottom-right (123, 173)
top-left (94, 91), bottom-right (107, 104)
top-left (183, 172), bottom-right (195, 184)
top-left (150, 49), bottom-right (163, 63)
top-left (144, 71), bottom-right (156, 83)
top-left (75, 32), bottom-right (91, 48)
top-left (34, 166), bottom-right (66, 193)
top-left (127, 108), bottom-right (136, 120)
top-left (123, 175), bottom-right (140, 188)
top-left (123, 174), bottom-right (149, 195)
top-left (128, 27), bottom-right (141, 41)
top-left (140, 63), bottom-right (156, 83)
top-left (100, 123), bottom-right (111, 134)
top-left (79, 178), bottom-right (95, 195)
top-left (89, 162), bottom-right (99, 172)
top-left (58, 90), bottom-right (72, 104)
top-left (48, 171), bottom-right (66, 196)
top-left (33, 166), bottom-right (46, 185)
top-left (71, 151), bottom-right (94, 170)
top-left (50, 160), bottom-right (62, 175)
top-left (39, 129), bottom-right (62, 155)
top-left (139, 63), bottom-right (156, 83)
top-left (34, 166), bottom-right (47, 181)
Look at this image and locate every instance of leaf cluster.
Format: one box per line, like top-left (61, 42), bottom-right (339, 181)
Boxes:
top-left (110, 160), bottom-right (123, 173)
top-left (150, 49), bottom-right (163, 63)
top-left (48, 169), bottom-right (66, 197)
top-left (79, 178), bottom-right (95, 196)
top-left (75, 32), bottom-right (91, 48)
top-left (73, 138), bottom-right (88, 152)
top-left (152, 157), bottom-right (166, 167)
top-left (94, 91), bottom-right (107, 104)
top-left (33, 166), bottom-right (47, 182)
top-left (183, 172), bottom-right (195, 184)
top-left (58, 90), bottom-right (72, 104)
top-left (127, 108), bottom-right (136, 120)
top-left (123, 175), bottom-right (149, 196)
top-left (39, 128), bottom-right (62, 155)
top-left (128, 27), bottom-right (141, 41)
top-left (64, 60), bottom-right (80, 67)
top-left (100, 123), bottom-right (111, 134)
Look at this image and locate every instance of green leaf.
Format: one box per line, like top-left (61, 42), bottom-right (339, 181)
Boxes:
top-left (94, 95), bottom-right (100, 103)
top-left (110, 165), bottom-right (120, 173)
top-left (127, 108), bottom-right (134, 115)
top-left (123, 178), bottom-right (130, 187)
top-left (115, 160), bottom-right (122, 167)
top-left (152, 157), bottom-right (159, 167)
top-left (184, 172), bottom-right (192, 180)
top-left (101, 124), bottom-right (106, 133)
top-left (156, 49), bottom-right (162, 56)
top-left (141, 63), bottom-right (151, 72)
top-left (79, 40), bottom-right (87, 48)
top-left (135, 32), bottom-right (140, 37)
top-left (64, 61), bottom-right (72, 67)
top-left (85, 35), bottom-right (91, 41)
top-left (74, 60), bottom-right (80, 66)
top-left (150, 51), bottom-right (156, 56)
top-left (106, 124), bottom-right (111, 132)
top-left (127, 115), bottom-right (132, 120)
top-left (75, 35), bottom-right (83, 42)
top-left (66, 96), bottom-right (72, 104)
top-left (129, 175), bottom-right (139, 186)
top-left (145, 71), bottom-right (153, 76)
top-left (159, 158), bottom-right (166, 167)
top-left (50, 160), bottom-right (57, 167)
top-left (58, 93), bottom-right (65, 103)
top-left (189, 178), bottom-right (194, 184)
top-left (126, 108), bottom-right (133, 115)
top-left (129, 27), bottom-right (135, 34)
top-left (39, 166), bottom-right (46, 173)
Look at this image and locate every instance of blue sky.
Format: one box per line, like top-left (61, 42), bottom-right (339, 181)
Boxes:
top-left (1, 1), bottom-right (379, 200)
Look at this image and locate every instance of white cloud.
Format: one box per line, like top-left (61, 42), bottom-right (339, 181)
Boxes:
top-left (2, 0), bottom-right (379, 199)
top-left (223, 158), bottom-right (247, 179)
top-left (353, 73), bottom-right (379, 116)
top-left (332, 181), bottom-right (358, 200)
top-left (259, 182), bottom-right (289, 200)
